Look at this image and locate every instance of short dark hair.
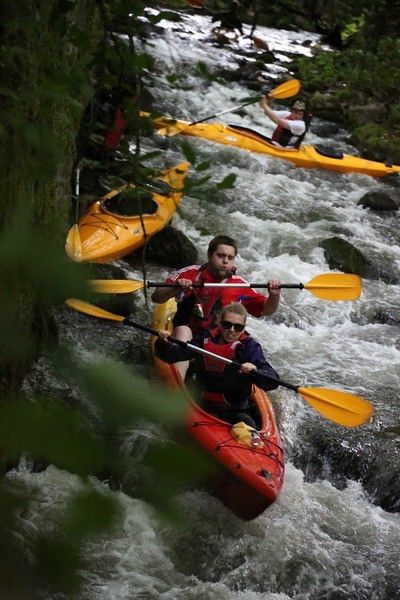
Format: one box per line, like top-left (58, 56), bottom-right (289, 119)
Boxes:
top-left (207, 235), bottom-right (238, 257)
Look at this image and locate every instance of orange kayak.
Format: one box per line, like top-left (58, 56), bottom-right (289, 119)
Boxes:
top-left (65, 162), bottom-right (188, 263)
top-left (151, 299), bottom-right (284, 521)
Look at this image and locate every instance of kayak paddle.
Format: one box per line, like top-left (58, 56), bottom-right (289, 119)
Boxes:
top-left (157, 79), bottom-right (300, 135)
top-left (65, 298), bottom-right (372, 428)
top-left (89, 273), bottom-right (361, 301)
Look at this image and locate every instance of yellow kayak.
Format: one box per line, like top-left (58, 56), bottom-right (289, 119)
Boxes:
top-left (143, 113), bottom-right (400, 178)
top-left (65, 162), bottom-right (188, 263)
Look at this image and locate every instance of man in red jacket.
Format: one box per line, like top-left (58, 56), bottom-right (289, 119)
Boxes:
top-left (152, 234), bottom-right (281, 378)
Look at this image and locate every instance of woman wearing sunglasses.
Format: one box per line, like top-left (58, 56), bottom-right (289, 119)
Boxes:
top-left (155, 302), bottom-right (279, 429)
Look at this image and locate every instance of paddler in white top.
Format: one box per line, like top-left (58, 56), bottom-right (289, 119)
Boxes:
top-left (260, 96), bottom-right (307, 148)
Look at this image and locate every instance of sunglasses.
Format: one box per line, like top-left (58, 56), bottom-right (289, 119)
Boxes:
top-left (220, 320), bottom-right (245, 332)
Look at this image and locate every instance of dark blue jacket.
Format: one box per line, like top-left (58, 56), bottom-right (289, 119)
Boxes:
top-left (155, 329), bottom-right (279, 409)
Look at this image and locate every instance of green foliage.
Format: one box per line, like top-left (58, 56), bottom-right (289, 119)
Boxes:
top-left (196, 159), bottom-right (212, 171)
top-left (34, 488), bottom-right (123, 593)
top-left (73, 356), bottom-right (188, 430)
top-left (0, 1), bottom-right (223, 596)
top-left (0, 397), bottom-right (111, 475)
top-left (298, 37), bottom-right (400, 104)
top-left (194, 61), bottom-right (224, 84)
top-left (0, 207), bottom-right (90, 373)
top-left (136, 442), bottom-right (217, 524)
top-left (342, 15), bottom-right (364, 42)
top-left (179, 140), bottom-right (237, 195)
top-left (297, 52), bottom-right (342, 92)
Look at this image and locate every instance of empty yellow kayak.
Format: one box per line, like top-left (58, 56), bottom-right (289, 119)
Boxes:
top-left (143, 113), bottom-right (400, 178)
top-left (65, 162), bottom-right (188, 263)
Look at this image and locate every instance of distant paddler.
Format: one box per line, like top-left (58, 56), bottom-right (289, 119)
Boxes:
top-left (211, 0), bottom-right (244, 36)
top-left (260, 91), bottom-right (308, 148)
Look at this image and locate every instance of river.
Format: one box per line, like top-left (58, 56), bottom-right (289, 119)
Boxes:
top-left (8, 8), bottom-right (400, 600)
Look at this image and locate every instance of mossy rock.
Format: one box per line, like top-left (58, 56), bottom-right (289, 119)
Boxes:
top-left (320, 236), bottom-right (398, 283)
top-left (350, 124), bottom-right (400, 164)
top-left (309, 91), bottom-right (346, 121)
top-left (347, 103), bottom-right (387, 128)
top-left (319, 237), bottom-right (369, 277)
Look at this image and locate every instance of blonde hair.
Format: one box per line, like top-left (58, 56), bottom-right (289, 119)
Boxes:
top-left (219, 302), bottom-right (247, 322)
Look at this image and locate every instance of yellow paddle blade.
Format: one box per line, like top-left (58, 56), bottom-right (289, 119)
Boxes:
top-left (65, 298), bottom-right (124, 322)
top-left (89, 279), bottom-right (145, 294)
top-left (298, 386), bottom-right (373, 428)
top-left (65, 225), bottom-right (83, 262)
top-left (304, 273), bottom-right (361, 301)
top-left (270, 79), bottom-right (300, 99)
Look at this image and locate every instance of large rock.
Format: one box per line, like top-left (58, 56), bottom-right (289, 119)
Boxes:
top-left (310, 121), bottom-right (341, 137)
top-left (145, 225), bottom-right (198, 268)
top-left (320, 236), bottom-right (398, 283)
top-left (309, 92), bottom-right (345, 121)
top-left (319, 237), bottom-right (369, 276)
top-left (358, 189), bottom-right (399, 211)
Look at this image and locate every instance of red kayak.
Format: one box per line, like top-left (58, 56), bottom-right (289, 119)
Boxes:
top-left (151, 300), bottom-right (284, 521)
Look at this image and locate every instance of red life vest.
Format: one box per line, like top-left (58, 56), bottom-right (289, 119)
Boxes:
top-left (104, 107), bottom-right (126, 150)
top-left (271, 113), bottom-right (301, 148)
top-left (171, 264), bottom-right (265, 332)
top-left (200, 328), bottom-right (245, 408)
top-left (173, 266), bottom-right (237, 332)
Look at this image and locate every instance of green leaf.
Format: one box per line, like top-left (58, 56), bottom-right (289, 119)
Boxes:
top-left (181, 140), bottom-right (197, 165)
top-left (0, 398), bottom-right (112, 476)
top-left (74, 358), bottom-right (187, 429)
top-left (217, 173), bottom-right (237, 189)
top-left (196, 160), bottom-right (212, 172)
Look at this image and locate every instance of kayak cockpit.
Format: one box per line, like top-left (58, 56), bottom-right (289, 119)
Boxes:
top-left (103, 188), bottom-right (158, 217)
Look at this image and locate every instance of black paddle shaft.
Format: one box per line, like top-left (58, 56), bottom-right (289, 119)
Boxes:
top-left (146, 281), bottom-right (303, 290)
top-left (189, 96), bottom-right (262, 127)
top-left (122, 315), bottom-right (299, 393)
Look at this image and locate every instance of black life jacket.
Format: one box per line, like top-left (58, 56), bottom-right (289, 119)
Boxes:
top-left (294, 112), bottom-right (313, 148)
